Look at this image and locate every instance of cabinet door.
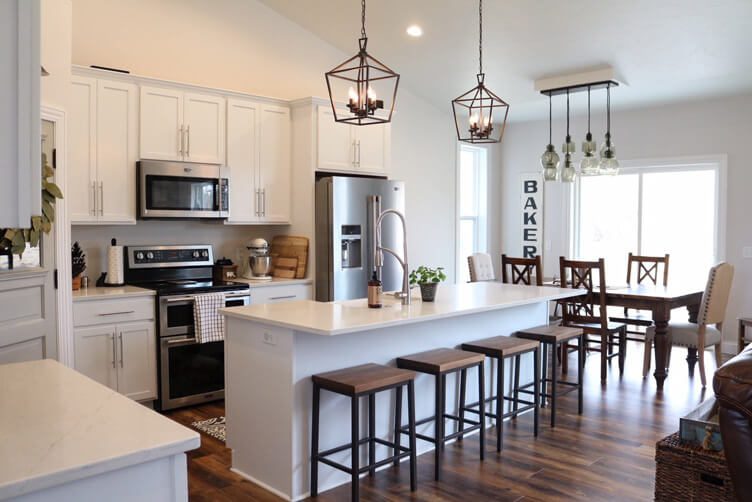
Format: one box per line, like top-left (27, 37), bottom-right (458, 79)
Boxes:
top-left (259, 104), bottom-right (291, 223)
top-left (317, 106), bottom-right (355, 172)
top-left (184, 93), bottom-right (225, 164)
top-left (355, 123), bottom-right (389, 174)
top-left (140, 86), bottom-right (184, 161)
top-left (252, 284), bottom-right (312, 304)
top-left (70, 77), bottom-right (97, 222)
top-left (96, 79), bottom-right (138, 223)
top-left (116, 321), bottom-right (156, 402)
top-left (226, 98), bottom-right (259, 223)
top-left (74, 325), bottom-right (118, 391)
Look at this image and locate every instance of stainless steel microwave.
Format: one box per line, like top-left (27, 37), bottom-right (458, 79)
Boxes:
top-left (138, 160), bottom-right (229, 219)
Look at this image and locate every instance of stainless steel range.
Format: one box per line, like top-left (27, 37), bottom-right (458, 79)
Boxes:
top-left (124, 244), bottom-right (250, 411)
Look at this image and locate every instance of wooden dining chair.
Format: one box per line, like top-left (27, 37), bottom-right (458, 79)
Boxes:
top-left (609, 253), bottom-right (670, 341)
top-left (467, 253), bottom-right (496, 282)
top-left (500, 254), bottom-right (543, 286)
top-left (643, 262), bottom-right (734, 387)
top-left (558, 257), bottom-right (627, 383)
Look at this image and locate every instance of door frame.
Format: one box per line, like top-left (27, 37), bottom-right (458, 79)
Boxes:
top-left (42, 105), bottom-right (74, 366)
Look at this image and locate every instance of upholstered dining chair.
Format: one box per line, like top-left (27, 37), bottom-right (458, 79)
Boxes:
top-left (643, 262), bottom-right (735, 388)
top-left (467, 253), bottom-right (495, 282)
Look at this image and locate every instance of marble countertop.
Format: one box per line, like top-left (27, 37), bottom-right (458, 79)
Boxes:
top-left (0, 360), bottom-right (199, 499)
top-left (233, 277), bottom-right (312, 288)
top-left (220, 282), bottom-right (580, 336)
top-left (72, 285), bottom-right (155, 301)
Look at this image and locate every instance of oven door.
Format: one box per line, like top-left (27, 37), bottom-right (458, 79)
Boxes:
top-left (139, 160), bottom-right (229, 219)
top-left (160, 335), bottom-right (225, 410)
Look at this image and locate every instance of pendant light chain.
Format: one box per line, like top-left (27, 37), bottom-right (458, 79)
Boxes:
top-left (478, 0), bottom-right (483, 75)
top-left (361, 0), bottom-right (367, 38)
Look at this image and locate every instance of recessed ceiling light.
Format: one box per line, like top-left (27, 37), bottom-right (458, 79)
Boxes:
top-left (406, 25), bottom-right (423, 37)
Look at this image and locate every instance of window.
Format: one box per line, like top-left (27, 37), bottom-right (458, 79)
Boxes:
top-left (573, 160), bottom-right (723, 285)
top-left (457, 145), bottom-right (488, 283)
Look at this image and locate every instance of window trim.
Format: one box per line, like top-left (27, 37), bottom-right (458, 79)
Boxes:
top-left (569, 154), bottom-right (728, 266)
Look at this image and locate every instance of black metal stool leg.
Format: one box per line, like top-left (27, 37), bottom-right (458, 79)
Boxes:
top-left (513, 354), bottom-right (521, 417)
top-left (478, 362), bottom-right (486, 460)
top-left (578, 335), bottom-right (585, 414)
top-left (496, 356), bottom-right (504, 452)
top-left (434, 374), bottom-right (442, 481)
top-left (368, 393), bottom-right (375, 476)
top-left (393, 385), bottom-right (402, 466)
top-left (541, 343), bottom-right (548, 408)
top-left (351, 395), bottom-right (360, 501)
top-left (407, 381), bottom-right (417, 492)
top-left (311, 382), bottom-right (320, 497)
top-left (551, 342), bottom-right (558, 428)
top-left (440, 374), bottom-right (447, 451)
top-left (458, 368), bottom-right (467, 442)
top-left (533, 347), bottom-right (540, 436)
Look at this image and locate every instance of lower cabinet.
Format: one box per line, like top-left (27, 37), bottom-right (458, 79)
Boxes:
top-left (252, 283), bottom-right (312, 304)
top-left (73, 297), bottom-right (156, 402)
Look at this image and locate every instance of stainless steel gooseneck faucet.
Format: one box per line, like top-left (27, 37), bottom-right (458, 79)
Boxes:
top-left (374, 207), bottom-right (410, 305)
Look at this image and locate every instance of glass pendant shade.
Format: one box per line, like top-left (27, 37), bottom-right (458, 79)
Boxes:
top-left (561, 154), bottom-right (576, 183)
top-left (580, 132), bottom-right (599, 176)
top-left (541, 144), bottom-right (560, 181)
top-left (599, 133), bottom-right (619, 175)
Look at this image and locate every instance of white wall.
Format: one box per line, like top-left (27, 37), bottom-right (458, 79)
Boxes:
top-left (71, 0), bottom-right (459, 281)
top-left (500, 93), bottom-right (752, 347)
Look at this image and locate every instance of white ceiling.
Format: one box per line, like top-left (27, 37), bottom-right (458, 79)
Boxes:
top-left (260, 0), bottom-right (752, 121)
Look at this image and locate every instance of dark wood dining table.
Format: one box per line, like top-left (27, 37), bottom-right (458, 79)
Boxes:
top-left (597, 284), bottom-right (704, 390)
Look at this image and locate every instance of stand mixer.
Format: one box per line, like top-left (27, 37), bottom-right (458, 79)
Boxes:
top-left (242, 238), bottom-right (273, 281)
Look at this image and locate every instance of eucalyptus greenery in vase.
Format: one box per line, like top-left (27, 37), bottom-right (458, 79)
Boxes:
top-left (0, 153), bottom-right (63, 267)
top-left (409, 266), bottom-right (447, 302)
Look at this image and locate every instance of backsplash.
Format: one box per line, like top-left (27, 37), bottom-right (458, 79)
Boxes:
top-left (72, 221), bottom-right (293, 280)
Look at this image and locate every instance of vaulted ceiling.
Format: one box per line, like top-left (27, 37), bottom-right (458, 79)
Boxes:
top-left (261, 0), bottom-right (752, 121)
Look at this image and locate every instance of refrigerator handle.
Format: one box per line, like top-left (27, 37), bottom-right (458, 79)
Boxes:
top-left (368, 195), bottom-right (382, 279)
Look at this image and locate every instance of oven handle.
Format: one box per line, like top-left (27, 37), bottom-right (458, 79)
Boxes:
top-left (165, 336), bottom-right (198, 346)
top-left (163, 292), bottom-right (250, 304)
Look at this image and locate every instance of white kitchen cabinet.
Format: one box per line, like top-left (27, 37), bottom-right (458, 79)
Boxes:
top-left (316, 105), bottom-right (390, 175)
top-left (73, 296), bottom-right (156, 402)
top-left (140, 86), bottom-right (225, 164)
top-left (251, 283), bottom-right (312, 304)
top-left (226, 98), bottom-right (290, 224)
top-left (70, 75), bottom-right (138, 224)
top-left (0, 0), bottom-right (40, 228)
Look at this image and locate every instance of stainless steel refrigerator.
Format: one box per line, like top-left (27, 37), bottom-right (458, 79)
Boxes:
top-left (315, 176), bottom-right (405, 301)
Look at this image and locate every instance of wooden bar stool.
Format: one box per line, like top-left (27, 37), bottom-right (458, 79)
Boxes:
top-left (311, 363), bottom-right (418, 501)
top-left (514, 325), bottom-right (585, 427)
top-left (396, 348), bottom-right (486, 481)
top-left (461, 336), bottom-right (540, 451)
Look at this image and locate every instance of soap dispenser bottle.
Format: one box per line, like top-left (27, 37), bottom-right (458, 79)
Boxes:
top-left (368, 270), bottom-right (383, 308)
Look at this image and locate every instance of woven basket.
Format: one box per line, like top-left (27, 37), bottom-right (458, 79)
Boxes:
top-left (655, 432), bottom-right (735, 501)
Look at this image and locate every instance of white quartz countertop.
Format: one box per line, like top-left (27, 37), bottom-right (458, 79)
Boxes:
top-left (221, 282), bottom-right (580, 336)
top-left (0, 360), bottom-right (200, 500)
top-left (72, 285), bottom-right (155, 301)
top-left (233, 277), bottom-right (312, 288)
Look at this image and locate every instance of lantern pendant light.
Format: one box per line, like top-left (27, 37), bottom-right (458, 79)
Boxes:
top-left (451, 0), bottom-right (509, 143)
top-left (580, 86), bottom-right (600, 176)
top-left (541, 94), bottom-right (560, 181)
top-left (599, 83), bottom-right (619, 175)
top-left (325, 0), bottom-right (399, 126)
top-left (560, 90), bottom-right (576, 183)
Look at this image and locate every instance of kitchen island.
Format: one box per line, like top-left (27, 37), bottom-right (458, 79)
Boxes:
top-left (221, 282), bottom-right (580, 501)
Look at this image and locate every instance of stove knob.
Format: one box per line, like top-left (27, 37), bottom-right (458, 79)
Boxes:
top-left (193, 250), bottom-right (200, 259)
top-left (201, 250), bottom-right (209, 258)
top-left (146, 252), bottom-right (154, 260)
top-left (135, 252), bottom-right (144, 261)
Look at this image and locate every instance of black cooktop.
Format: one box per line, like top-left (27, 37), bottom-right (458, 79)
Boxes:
top-left (130, 279), bottom-right (249, 296)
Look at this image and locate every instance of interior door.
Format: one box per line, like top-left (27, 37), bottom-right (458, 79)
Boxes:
top-left (317, 106), bottom-right (354, 171)
top-left (140, 86), bottom-right (184, 161)
top-left (117, 321), bottom-right (156, 401)
top-left (96, 79), bottom-right (138, 223)
top-left (184, 92), bottom-right (225, 164)
top-left (226, 98), bottom-right (259, 223)
top-left (69, 76), bottom-right (97, 222)
top-left (74, 325), bottom-right (118, 390)
top-left (259, 104), bottom-right (291, 223)
top-left (355, 124), bottom-right (388, 174)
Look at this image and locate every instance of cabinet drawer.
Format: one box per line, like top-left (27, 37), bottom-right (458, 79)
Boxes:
top-left (252, 284), bottom-right (312, 304)
top-left (74, 297), bottom-right (154, 327)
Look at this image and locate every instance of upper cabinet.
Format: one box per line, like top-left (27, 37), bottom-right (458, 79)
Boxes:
top-left (70, 75), bottom-right (138, 224)
top-left (316, 105), bottom-right (390, 175)
top-left (140, 86), bottom-right (225, 165)
top-left (226, 98), bottom-right (291, 224)
top-left (0, 0), bottom-right (41, 228)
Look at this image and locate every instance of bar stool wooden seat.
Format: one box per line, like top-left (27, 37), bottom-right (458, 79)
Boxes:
top-left (461, 336), bottom-right (540, 451)
top-left (514, 324), bottom-right (585, 427)
top-left (311, 363), bottom-right (418, 501)
top-left (396, 348), bottom-right (486, 481)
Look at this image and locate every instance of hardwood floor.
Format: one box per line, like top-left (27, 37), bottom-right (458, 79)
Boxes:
top-left (166, 341), bottom-right (720, 501)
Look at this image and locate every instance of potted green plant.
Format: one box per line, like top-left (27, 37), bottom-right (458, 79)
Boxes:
top-left (71, 242), bottom-right (86, 290)
top-left (409, 266), bottom-right (447, 302)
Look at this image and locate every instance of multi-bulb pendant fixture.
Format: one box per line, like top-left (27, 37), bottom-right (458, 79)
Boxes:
top-left (599, 83), bottom-right (619, 175)
top-left (451, 0), bottom-right (509, 143)
top-left (325, 0), bottom-right (399, 126)
top-left (580, 86), bottom-right (599, 176)
top-left (540, 94), bottom-right (560, 181)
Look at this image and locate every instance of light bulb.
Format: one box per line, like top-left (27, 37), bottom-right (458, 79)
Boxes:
top-left (540, 144), bottom-right (560, 182)
top-left (469, 114), bottom-right (478, 127)
top-left (561, 154), bottom-right (576, 183)
top-left (367, 86), bottom-right (376, 101)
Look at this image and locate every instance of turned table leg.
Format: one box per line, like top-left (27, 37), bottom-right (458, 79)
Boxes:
top-left (652, 305), bottom-right (671, 391)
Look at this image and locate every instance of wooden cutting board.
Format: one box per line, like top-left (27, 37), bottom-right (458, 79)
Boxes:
top-left (270, 235), bottom-right (309, 279)
top-left (272, 257), bottom-right (298, 278)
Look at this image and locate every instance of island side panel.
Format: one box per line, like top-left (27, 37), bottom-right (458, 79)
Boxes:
top-left (225, 317), bottom-right (296, 500)
top-left (290, 301), bottom-right (547, 498)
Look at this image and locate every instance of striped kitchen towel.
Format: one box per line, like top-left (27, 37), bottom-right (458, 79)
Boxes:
top-left (193, 292), bottom-right (225, 343)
